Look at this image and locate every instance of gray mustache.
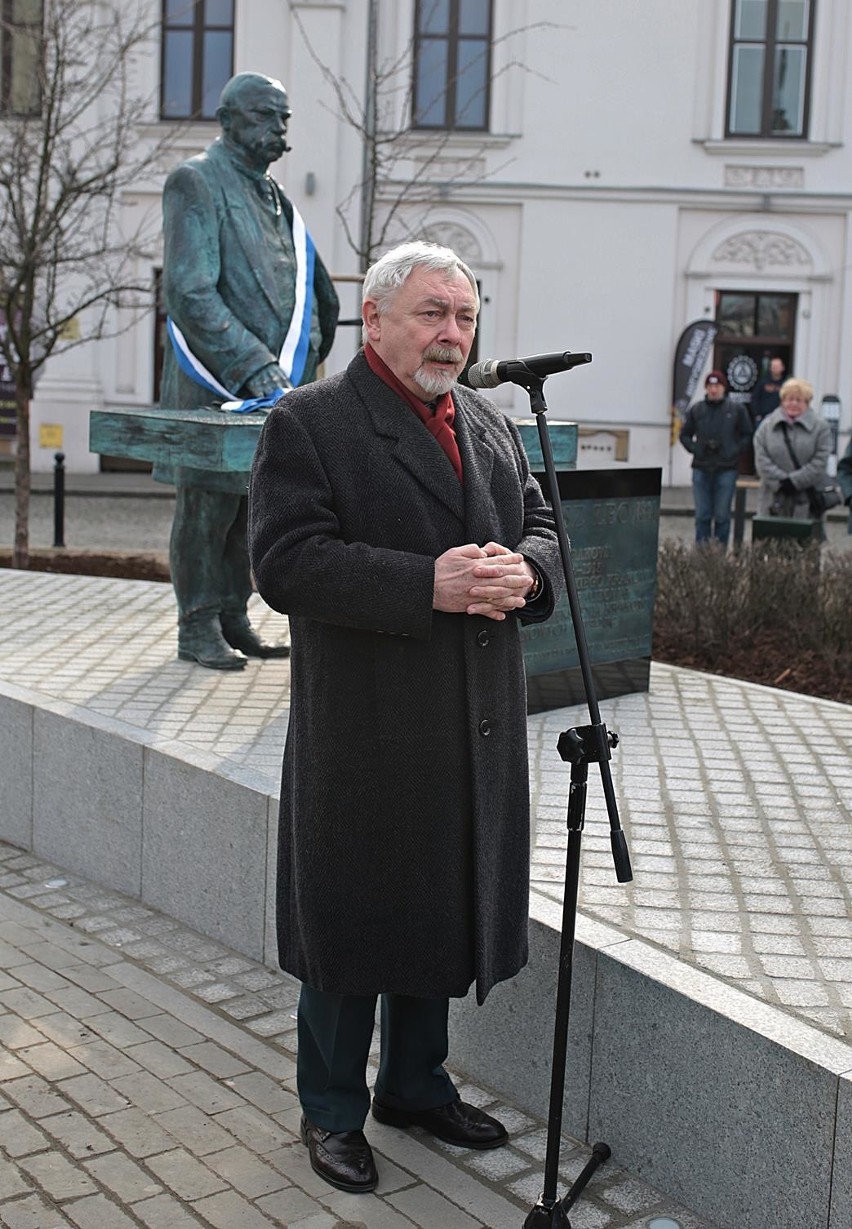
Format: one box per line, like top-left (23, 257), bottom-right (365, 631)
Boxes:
top-left (424, 347), bottom-right (464, 363)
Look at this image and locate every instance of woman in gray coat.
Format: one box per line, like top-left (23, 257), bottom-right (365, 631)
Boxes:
top-left (753, 378), bottom-right (832, 521)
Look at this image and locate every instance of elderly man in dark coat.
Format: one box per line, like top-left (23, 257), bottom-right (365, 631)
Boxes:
top-left (248, 241), bottom-right (561, 1194)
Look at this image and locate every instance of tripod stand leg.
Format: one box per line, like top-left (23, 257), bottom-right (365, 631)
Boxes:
top-left (522, 1141), bottom-right (612, 1226)
top-left (562, 1141), bottom-right (611, 1212)
top-left (523, 1197), bottom-right (572, 1227)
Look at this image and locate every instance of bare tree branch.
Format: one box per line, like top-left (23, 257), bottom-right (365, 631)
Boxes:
top-left (0, 0), bottom-right (186, 565)
top-left (287, 3), bottom-right (561, 268)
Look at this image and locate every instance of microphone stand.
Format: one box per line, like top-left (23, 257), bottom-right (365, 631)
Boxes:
top-left (517, 360), bottom-right (633, 1228)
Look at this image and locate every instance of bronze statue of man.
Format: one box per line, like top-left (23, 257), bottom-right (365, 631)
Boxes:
top-left (158, 72), bottom-right (339, 669)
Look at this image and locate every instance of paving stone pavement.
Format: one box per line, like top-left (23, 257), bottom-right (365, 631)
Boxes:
top-left (0, 845), bottom-right (721, 1229)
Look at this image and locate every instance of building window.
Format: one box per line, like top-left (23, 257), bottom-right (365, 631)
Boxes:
top-left (160, 0), bottom-right (233, 120)
top-left (0, 0), bottom-right (43, 117)
top-left (412, 0), bottom-right (492, 131)
top-left (726, 0), bottom-right (816, 138)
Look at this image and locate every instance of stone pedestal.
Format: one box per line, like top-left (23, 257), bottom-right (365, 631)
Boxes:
top-left (90, 409), bottom-right (657, 706)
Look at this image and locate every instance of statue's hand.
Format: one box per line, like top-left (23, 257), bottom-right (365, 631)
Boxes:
top-left (244, 363), bottom-right (293, 396)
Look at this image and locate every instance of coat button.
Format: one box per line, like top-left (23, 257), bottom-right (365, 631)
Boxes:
top-left (478, 719), bottom-right (491, 736)
top-left (477, 630), bottom-right (490, 646)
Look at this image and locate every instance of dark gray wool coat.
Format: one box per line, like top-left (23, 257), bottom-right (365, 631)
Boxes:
top-left (248, 351), bottom-right (561, 1004)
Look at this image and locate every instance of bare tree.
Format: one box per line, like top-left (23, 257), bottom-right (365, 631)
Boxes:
top-left (288, 1), bottom-right (560, 270)
top-left (0, 0), bottom-right (182, 568)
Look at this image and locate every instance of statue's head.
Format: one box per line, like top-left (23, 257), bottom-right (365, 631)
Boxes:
top-left (217, 72), bottom-right (292, 170)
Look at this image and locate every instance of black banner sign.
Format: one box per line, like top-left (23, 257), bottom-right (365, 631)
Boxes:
top-left (672, 319), bottom-right (718, 418)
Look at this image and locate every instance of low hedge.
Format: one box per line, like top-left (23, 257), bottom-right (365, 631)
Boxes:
top-left (653, 540), bottom-right (852, 704)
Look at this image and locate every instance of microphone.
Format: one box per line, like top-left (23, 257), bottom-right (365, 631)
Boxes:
top-left (466, 351), bottom-right (592, 389)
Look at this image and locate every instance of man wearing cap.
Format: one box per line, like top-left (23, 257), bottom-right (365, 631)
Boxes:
top-left (679, 371), bottom-right (753, 545)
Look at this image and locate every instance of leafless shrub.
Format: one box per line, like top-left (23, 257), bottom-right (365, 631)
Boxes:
top-left (654, 539), bottom-right (851, 677)
top-left (816, 549), bottom-right (852, 666)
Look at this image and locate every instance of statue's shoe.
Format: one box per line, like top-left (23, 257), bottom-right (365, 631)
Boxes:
top-left (221, 615), bottom-right (289, 658)
top-left (178, 619), bottom-right (247, 670)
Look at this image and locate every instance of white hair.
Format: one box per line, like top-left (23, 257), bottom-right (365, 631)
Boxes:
top-left (361, 241), bottom-right (479, 342)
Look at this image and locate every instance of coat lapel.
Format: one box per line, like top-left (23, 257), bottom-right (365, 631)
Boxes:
top-left (350, 357), bottom-right (466, 521)
top-left (207, 143), bottom-right (285, 319)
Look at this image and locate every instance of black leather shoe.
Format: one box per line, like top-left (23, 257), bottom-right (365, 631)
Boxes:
top-left (178, 619), bottom-right (247, 670)
top-left (371, 1096), bottom-right (508, 1150)
top-left (300, 1115), bottom-right (378, 1193)
top-left (221, 615), bottom-right (289, 659)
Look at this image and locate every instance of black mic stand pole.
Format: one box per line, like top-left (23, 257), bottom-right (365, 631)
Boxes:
top-left (517, 363), bottom-right (633, 1229)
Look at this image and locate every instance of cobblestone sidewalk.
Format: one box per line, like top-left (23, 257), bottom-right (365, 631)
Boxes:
top-left (0, 843), bottom-right (719, 1229)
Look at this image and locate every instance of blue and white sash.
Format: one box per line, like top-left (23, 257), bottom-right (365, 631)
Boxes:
top-left (167, 203), bottom-right (317, 413)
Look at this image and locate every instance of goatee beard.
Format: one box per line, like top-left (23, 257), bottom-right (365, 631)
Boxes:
top-left (414, 367), bottom-right (458, 396)
top-left (414, 346), bottom-right (463, 397)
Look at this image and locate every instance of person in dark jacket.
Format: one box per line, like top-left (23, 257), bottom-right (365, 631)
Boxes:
top-left (158, 73), bottom-right (339, 669)
top-left (679, 370), bottom-right (753, 545)
top-left (839, 436), bottom-right (852, 534)
top-left (248, 241), bottom-right (561, 1194)
top-left (750, 356), bottom-right (787, 430)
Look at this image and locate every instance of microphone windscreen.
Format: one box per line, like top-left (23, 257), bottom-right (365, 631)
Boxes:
top-left (466, 360), bottom-right (501, 389)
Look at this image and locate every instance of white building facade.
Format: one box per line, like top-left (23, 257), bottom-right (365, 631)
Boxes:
top-left (16, 0), bottom-right (852, 483)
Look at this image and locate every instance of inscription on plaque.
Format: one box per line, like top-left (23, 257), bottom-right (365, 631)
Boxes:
top-left (522, 468), bottom-right (662, 708)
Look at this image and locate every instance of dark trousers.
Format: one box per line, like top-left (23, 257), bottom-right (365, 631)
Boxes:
top-left (170, 487), bottom-right (253, 622)
top-left (297, 985), bottom-right (458, 1132)
top-left (692, 467), bottom-right (738, 545)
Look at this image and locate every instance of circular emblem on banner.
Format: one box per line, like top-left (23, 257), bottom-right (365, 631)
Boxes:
top-left (726, 355), bottom-right (759, 392)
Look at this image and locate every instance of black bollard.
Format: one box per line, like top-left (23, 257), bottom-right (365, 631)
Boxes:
top-left (53, 452), bottom-right (65, 548)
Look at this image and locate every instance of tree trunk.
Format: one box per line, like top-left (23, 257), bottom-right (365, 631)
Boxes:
top-left (13, 391), bottom-right (30, 570)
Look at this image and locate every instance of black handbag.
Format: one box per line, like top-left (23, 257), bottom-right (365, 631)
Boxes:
top-left (779, 424), bottom-right (842, 518)
top-left (806, 484), bottom-right (843, 516)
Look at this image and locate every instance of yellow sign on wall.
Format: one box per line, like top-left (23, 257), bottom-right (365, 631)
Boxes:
top-left (39, 424), bottom-right (63, 449)
top-left (58, 316), bottom-right (80, 341)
